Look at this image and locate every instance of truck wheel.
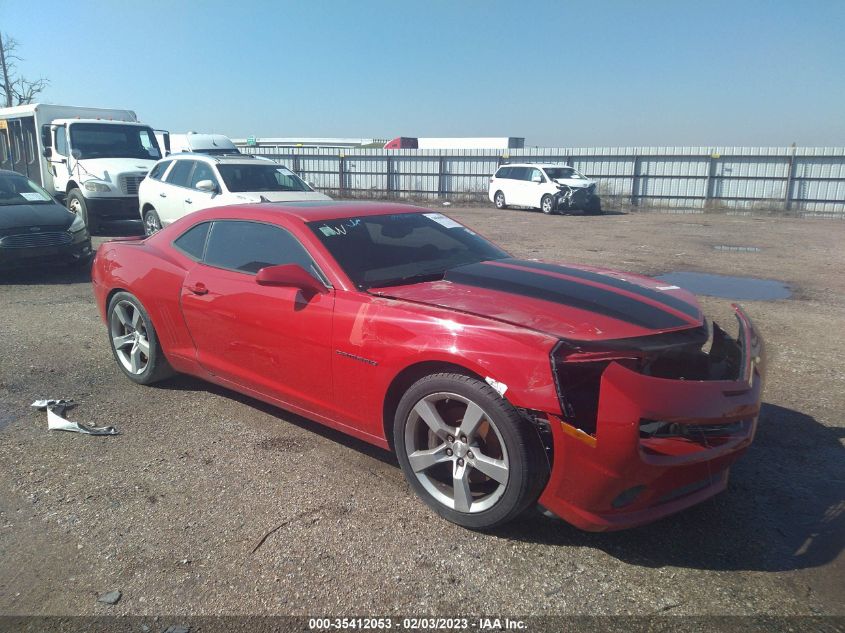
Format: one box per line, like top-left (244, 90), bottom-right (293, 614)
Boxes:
top-left (494, 191), bottom-right (507, 209)
top-left (394, 373), bottom-right (548, 530)
top-left (67, 189), bottom-right (99, 234)
top-left (143, 208), bottom-right (162, 236)
top-left (541, 194), bottom-right (555, 215)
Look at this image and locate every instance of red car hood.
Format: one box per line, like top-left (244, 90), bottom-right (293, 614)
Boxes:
top-left (371, 258), bottom-right (703, 342)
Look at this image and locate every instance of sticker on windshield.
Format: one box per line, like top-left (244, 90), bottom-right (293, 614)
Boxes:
top-left (20, 192), bottom-right (48, 201)
top-left (319, 226), bottom-right (339, 236)
top-left (423, 212), bottom-right (461, 228)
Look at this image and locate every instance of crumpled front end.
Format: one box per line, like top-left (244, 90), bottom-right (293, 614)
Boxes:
top-left (538, 305), bottom-right (766, 531)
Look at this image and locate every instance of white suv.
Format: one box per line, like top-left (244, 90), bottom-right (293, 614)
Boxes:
top-left (488, 163), bottom-right (601, 214)
top-left (138, 153), bottom-right (331, 234)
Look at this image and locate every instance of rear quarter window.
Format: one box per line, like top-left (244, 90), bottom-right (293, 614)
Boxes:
top-left (172, 222), bottom-right (210, 260)
top-left (148, 160), bottom-right (172, 181)
top-left (495, 166), bottom-right (512, 179)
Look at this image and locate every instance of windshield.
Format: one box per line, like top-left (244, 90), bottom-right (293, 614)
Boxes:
top-left (0, 172), bottom-right (55, 206)
top-left (308, 212), bottom-right (508, 290)
top-left (68, 123), bottom-right (162, 160)
top-left (217, 164), bottom-right (312, 193)
top-left (543, 167), bottom-right (584, 180)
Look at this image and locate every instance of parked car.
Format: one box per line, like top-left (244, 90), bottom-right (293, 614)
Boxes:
top-left (92, 202), bottom-right (765, 531)
top-left (0, 169), bottom-right (92, 268)
top-left (137, 153), bottom-right (331, 235)
top-left (488, 163), bottom-right (601, 214)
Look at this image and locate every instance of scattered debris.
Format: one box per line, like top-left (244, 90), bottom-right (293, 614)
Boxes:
top-left (484, 376), bottom-right (508, 397)
top-left (162, 625), bottom-right (190, 633)
top-left (713, 245), bottom-right (762, 252)
top-left (441, 201), bottom-right (451, 206)
top-left (31, 399), bottom-right (119, 436)
top-left (97, 590), bottom-right (122, 605)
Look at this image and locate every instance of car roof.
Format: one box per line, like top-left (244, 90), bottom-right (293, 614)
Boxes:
top-left (164, 152), bottom-right (273, 164)
top-left (182, 200), bottom-right (435, 224)
top-left (500, 163), bottom-right (572, 169)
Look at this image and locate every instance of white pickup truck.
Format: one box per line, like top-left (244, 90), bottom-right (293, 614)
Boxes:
top-left (0, 104), bottom-right (164, 232)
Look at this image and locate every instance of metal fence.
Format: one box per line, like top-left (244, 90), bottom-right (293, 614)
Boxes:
top-left (237, 145), bottom-right (845, 216)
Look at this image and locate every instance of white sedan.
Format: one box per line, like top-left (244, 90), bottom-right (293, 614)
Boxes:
top-left (138, 154), bottom-right (331, 234)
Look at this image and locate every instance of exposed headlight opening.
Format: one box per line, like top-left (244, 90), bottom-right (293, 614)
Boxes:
top-left (68, 214), bottom-right (87, 233)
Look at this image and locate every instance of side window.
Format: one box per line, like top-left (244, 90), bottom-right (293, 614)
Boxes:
top-left (528, 168), bottom-right (543, 183)
top-left (496, 166), bottom-right (511, 179)
top-left (54, 127), bottom-right (68, 156)
top-left (165, 160), bottom-right (194, 187)
top-left (148, 160), bottom-right (172, 181)
top-left (510, 167), bottom-right (528, 181)
top-left (189, 162), bottom-right (218, 190)
top-left (173, 222), bottom-right (210, 260)
top-left (204, 220), bottom-right (321, 277)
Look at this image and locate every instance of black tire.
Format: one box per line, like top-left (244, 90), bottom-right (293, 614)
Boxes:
top-left (143, 207), bottom-right (162, 236)
top-left (67, 189), bottom-right (99, 234)
top-left (393, 373), bottom-right (548, 530)
top-left (106, 291), bottom-right (174, 385)
top-left (541, 194), bottom-right (556, 215)
top-left (494, 191), bottom-right (507, 209)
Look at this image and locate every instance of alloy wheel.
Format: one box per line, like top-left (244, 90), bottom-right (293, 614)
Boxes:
top-left (109, 300), bottom-right (150, 374)
top-left (404, 392), bottom-right (509, 513)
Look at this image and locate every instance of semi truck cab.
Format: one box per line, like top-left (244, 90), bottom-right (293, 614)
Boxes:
top-left (42, 119), bottom-right (162, 232)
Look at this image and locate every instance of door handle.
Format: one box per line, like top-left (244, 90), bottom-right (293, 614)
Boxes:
top-left (159, 192), bottom-right (167, 198)
top-left (185, 198), bottom-right (193, 204)
top-left (186, 282), bottom-right (208, 295)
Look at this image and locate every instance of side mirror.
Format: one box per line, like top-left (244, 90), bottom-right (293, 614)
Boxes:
top-left (256, 264), bottom-right (327, 295)
top-left (71, 149), bottom-right (82, 160)
top-left (195, 179), bottom-right (216, 193)
top-left (43, 147), bottom-right (52, 159)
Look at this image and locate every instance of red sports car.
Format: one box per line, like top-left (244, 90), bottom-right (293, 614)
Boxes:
top-left (92, 202), bottom-right (765, 531)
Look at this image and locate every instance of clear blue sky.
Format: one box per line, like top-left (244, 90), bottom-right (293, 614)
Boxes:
top-left (2, 0), bottom-right (843, 146)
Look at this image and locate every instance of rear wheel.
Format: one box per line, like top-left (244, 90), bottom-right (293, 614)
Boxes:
top-left (541, 194), bottom-right (555, 215)
top-left (394, 373), bottom-right (548, 530)
top-left (107, 292), bottom-right (174, 385)
top-left (143, 207), bottom-right (162, 236)
top-left (494, 191), bottom-right (507, 209)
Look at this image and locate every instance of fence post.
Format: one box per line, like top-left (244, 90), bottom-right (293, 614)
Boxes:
top-left (704, 152), bottom-right (716, 206)
top-left (437, 154), bottom-right (446, 198)
top-left (338, 154), bottom-right (346, 197)
top-left (631, 155), bottom-right (641, 206)
top-left (386, 155), bottom-right (393, 197)
top-left (784, 145), bottom-right (797, 211)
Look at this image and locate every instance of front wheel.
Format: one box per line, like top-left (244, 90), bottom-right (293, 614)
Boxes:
top-left (67, 189), bottom-right (98, 234)
top-left (107, 291), bottom-right (174, 385)
top-left (494, 191), bottom-right (507, 209)
top-left (541, 194), bottom-right (555, 215)
top-left (394, 373), bottom-right (548, 530)
top-left (143, 207), bottom-right (162, 236)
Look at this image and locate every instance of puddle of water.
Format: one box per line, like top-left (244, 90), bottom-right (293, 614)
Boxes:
top-left (713, 245), bottom-right (762, 252)
top-left (656, 271), bottom-right (791, 300)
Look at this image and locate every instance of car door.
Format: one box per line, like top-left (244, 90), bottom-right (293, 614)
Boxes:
top-left (507, 167), bottom-right (529, 206)
top-left (179, 219), bottom-right (335, 416)
top-left (525, 167), bottom-right (545, 208)
top-left (49, 125), bottom-right (71, 194)
top-left (158, 159), bottom-right (195, 224)
top-left (182, 161), bottom-right (221, 214)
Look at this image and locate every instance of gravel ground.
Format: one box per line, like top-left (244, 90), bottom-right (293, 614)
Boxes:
top-left (0, 207), bottom-right (842, 621)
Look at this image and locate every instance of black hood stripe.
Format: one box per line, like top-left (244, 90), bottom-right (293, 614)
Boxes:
top-left (445, 262), bottom-right (689, 330)
top-left (502, 258), bottom-right (701, 321)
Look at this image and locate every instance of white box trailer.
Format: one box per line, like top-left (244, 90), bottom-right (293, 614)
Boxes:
top-left (416, 137), bottom-right (525, 150)
top-left (0, 104), bottom-right (163, 231)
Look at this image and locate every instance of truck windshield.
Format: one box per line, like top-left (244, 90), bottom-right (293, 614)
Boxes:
top-left (307, 212), bottom-right (508, 290)
top-left (0, 172), bottom-right (55, 206)
top-left (217, 164), bottom-right (312, 192)
top-left (69, 124), bottom-right (162, 160)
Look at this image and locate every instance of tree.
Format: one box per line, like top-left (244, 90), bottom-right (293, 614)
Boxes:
top-left (0, 33), bottom-right (48, 107)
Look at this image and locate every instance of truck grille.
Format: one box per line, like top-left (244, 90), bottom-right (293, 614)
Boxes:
top-left (0, 232), bottom-right (73, 248)
top-left (118, 173), bottom-right (147, 195)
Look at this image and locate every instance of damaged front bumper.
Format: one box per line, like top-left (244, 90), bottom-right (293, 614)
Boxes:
top-left (538, 305), bottom-right (766, 531)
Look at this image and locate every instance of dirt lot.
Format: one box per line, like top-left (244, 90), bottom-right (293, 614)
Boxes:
top-left (0, 206), bottom-right (843, 622)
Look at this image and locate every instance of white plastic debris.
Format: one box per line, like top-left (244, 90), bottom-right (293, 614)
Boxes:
top-left (441, 201), bottom-right (451, 206)
top-left (485, 376), bottom-right (508, 397)
top-left (31, 399), bottom-right (118, 436)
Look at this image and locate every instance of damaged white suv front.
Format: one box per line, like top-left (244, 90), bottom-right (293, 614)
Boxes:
top-left (488, 163), bottom-right (602, 215)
